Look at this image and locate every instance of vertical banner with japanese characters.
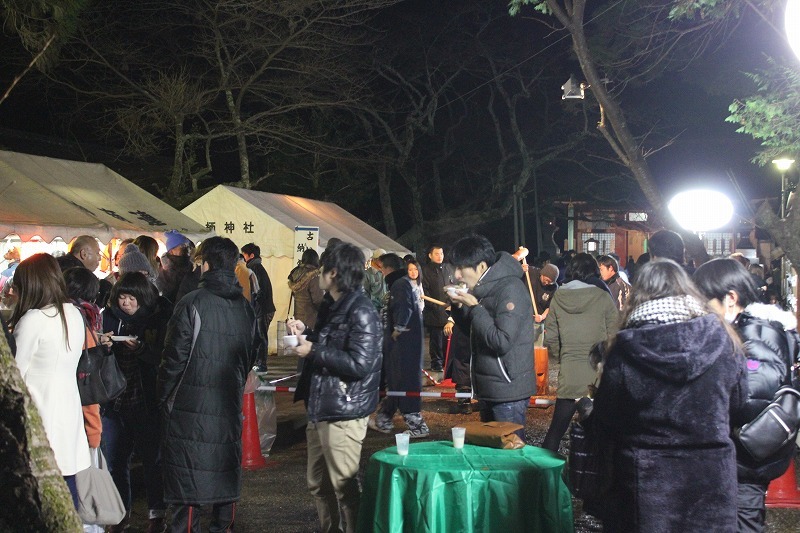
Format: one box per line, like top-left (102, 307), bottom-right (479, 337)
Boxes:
top-left (294, 226), bottom-right (319, 266)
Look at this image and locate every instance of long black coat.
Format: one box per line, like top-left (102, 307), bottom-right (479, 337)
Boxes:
top-left (592, 314), bottom-right (748, 532)
top-left (383, 271), bottom-right (424, 412)
top-left (157, 269), bottom-right (256, 505)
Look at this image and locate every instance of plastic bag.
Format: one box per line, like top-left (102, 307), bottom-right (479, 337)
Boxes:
top-left (244, 369), bottom-right (259, 394)
top-left (255, 388), bottom-right (277, 455)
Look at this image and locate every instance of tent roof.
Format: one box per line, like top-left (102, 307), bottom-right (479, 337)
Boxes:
top-left (0, 150), bottom-right (213, 243)
top-left (198, 185), bottom-right (409, 254)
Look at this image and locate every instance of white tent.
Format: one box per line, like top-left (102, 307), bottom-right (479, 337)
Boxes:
top-left (182, 185), bottom-right (410, 353)
top-left (0, 150), bottom-right (212, 243)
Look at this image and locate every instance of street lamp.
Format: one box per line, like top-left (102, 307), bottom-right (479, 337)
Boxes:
top-left (584, 238), bottom-right (598, 254)
top-left (773, 158), bottom-right (795, 219)
top-left (667, 189), bottom-right (734, 233)
top-left (772, 158), bottom-right (795, 301)
top-left (787, 0), bottom-right (800, 61)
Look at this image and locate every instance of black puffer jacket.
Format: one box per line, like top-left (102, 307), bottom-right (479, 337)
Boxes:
top-left (157, 269), bottom-right (256, 505)
top-left (452, 252), bottom-right (536, 402)
top-left (733, 310), bottom-right (795, 482)
top-left (294, 288), bottom-right (382, 423)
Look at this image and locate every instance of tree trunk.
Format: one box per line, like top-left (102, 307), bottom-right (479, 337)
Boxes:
top-left (167, 116), bottom-right (187, 200)
top-left (378, 164), bottom-right (397, 238)
top-left (0, 334), bottom-right (82, 532)
top-left (225, 89), bottom-right (251, 188)
top-left (541, 0), bottom-right (664, 217)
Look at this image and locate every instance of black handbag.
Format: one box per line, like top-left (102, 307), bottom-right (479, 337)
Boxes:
top-left (736, 386), bottom-right (800, 462)
top-left (569, 418), bottom-right (602, 500)
top-left (76, 321), bottom-right (127, 406)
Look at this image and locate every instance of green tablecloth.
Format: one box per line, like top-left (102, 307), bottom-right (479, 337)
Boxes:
top-left (357, 441), bottom-right (574, 533)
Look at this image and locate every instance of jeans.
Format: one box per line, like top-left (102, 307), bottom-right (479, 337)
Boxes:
top-left (479, 398), bottom-right (529, 441)
top-left (101, 406), bottom-right (165, 515)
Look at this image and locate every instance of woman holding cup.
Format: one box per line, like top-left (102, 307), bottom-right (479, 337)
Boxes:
top-left (289, 242), bottom-right (382, 533)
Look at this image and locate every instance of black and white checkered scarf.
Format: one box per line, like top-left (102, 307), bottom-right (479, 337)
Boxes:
top-left (625, 295), bottom-right (707, 328)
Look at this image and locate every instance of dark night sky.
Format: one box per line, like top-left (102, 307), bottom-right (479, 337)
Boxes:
top-left (0, 3), bottom-right (797, 244)
top-left (641, 9), bottom-right (798, 213)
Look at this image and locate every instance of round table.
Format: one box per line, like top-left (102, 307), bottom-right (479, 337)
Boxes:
top-left (357, 441), bottom-right (574, 532)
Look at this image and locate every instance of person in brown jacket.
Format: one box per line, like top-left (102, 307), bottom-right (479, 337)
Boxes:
top-left (288, 249), bottom-right (325, 328)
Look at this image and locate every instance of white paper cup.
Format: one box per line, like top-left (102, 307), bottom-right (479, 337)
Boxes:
top-left (283, 335), bottom-right (299, 347)
top-left (299, 334), bottom-right (307, 342)
top-left (395, 433), bottom-right (410, 456)
top-left (451, 427), bottom-right (466, 449)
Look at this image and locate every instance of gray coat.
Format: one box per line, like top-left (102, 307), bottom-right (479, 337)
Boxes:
top-left (452, 252), bottom-right (535, 402)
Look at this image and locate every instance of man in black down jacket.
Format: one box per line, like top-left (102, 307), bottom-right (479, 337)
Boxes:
top-left (241, 243), bottom-right (277, 370)
top-left (449, 235), bottom-right (535, 441)
top-left (289, 242), bottom-right (382, 533)
top-left (157, 237), bottom-right (256, 532)
top-left (422, 244), bottom-right (456, 373)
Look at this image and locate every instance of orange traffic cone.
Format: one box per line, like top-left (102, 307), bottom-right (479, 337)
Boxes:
top-left (766, 458), bottom-right (800, 508)
top-left (241, 392), bottom-right (267, 470)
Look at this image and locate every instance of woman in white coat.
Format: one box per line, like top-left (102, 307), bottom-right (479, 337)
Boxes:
top-left (10, 253), bottom-right (90, 509)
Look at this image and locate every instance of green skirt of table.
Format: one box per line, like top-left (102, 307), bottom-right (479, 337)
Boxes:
top-left (357, 441), bottom-right (574, 533)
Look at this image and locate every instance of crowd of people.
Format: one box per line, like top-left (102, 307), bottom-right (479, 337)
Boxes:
top-left (3, 227), bottom-right (799, 532)
top-left (3, 233), bottom-right (269, 532)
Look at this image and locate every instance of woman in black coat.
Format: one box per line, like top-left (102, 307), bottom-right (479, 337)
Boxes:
top-left (102, 272), bottom-right (172, 532)
top-left (592, 260), bottom-right (748, 532)
top-left (694, 258), bottom-right (797, 532)
top-left (369, 253), bottom-right (429, 437)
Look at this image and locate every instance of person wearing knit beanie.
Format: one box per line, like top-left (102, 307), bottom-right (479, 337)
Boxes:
top-left (540, 263), bottom-right (559, 284)
top-left (164, 230), bottom-right (191, 254)
top-left (119, 243), bottom-right (157, 280)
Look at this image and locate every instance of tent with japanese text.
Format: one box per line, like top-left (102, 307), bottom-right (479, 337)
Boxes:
top-left (181, 184), bottom-right (410, 354)
top-left (0, 150), bottom-right (213, 244)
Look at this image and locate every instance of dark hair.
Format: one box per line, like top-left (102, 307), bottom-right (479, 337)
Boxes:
top-left (10, 254), bottom-right (71, 346)
top-left (321, 242), bottom-right (365, 293)
top-left (648, 230), bottom-right (685, 264)
top-left (596, 254), bottom-right (619, 273)
top-left (110, 272), bottom-right (157, 310)
top-left (428, 243), bottom-right (444, 255)
top-left (566, 253), bottom-right (599, 282)
top-left (449, 234), bottom-right (496, 269)
top-left (241, 243), bottom-right (261, 258)
top-left (693, 258), bottom-right (761, 308)
top-left (406, 258), bottom-right (423, 286)
top-left (403, 254), bottom-right (416, 264)
top-left (200, 237), bottom-right (238, 271)
top-left (63, 267), bottom-right (100, 303)
top-left (379, 253), bottom-right (404, 272)
top-left (301, 248), bottom-right (320, 267)
top-left (621, 259), bottom-right (710, 325)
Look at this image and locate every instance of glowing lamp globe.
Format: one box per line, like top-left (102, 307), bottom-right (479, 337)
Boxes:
top-left (788, 0), bottom-right (800, 61)
top-left (668, 190), bottom-right (734, 232)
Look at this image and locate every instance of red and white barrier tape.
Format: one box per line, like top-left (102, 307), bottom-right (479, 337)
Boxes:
top-left (254, 385), bottom-right (555, 405)
top-left (255, 385), bottom-right (472, 398)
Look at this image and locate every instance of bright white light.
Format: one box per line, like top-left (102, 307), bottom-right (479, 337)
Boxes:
top-left (773, 158), bottom-right (796, 171)
top-left (788, 0), bottom-right (800, 61)
top-left (668, 189), bottom-right (734, 232)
